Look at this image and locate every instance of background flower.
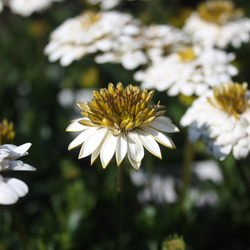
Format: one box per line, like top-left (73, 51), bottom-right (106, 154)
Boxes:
top-left (180, 81), bottom-right (250, 160)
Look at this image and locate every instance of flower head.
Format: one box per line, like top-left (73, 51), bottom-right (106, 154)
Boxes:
top-left (0, 143), bottom-right (36, 205)
top-left (66, 82), bottom-right (179, 170)
top-left (135, 46), bottom-right (238, 97)
top-left (180, 81), bottom-right (250, 160)
top-left (183, 0), bottom-right (250, 48)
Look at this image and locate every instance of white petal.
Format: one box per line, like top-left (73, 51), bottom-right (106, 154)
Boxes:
top-left (116, 132), bottom-right (128, 166)
top-left (233, 145), bottom-right (249, 160)
top-left (12, 143), bottom-right (31, 158)
top-left (79, 128), bottom-right (108, 159)
top-left (127, 151), bottom-right (141, 171)
top-left (127, 132), bottom-right (144, 163)
top-left (142, 126), bottom-right (176, 148)
top-left (68, 127), bottom-right (98, 150)
top-left (0, 181), bottom-right (19, 205)
top-left (135, 128), bottom-right (162, 159)
top-left (6, 178), bottom-right (28, 198)
top-left (149, 116), bottom-right (179, 133)
top-left (8, 161), bottom-right (36, 171)
top-left (100, 133), bottom-right (118, 168)
top-left (66, 119), bottom-right (89, 132)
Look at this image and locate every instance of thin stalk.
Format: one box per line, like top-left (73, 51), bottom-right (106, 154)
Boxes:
top-left (236, 160), bottom-right (250, 200)
top-left (9, 206), bottom-right (28, 250)
top-left (178, 137), bottom-right (195, 211)
top-left (114, 163), bottom-right (123, 250)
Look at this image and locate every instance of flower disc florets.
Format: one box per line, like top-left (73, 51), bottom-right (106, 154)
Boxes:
top-left (198, 0), bottom-right (243, 25)
top-left (208, 82), bottom-right (249, 118)
top-left (78, 82), bottom-right (165, 135)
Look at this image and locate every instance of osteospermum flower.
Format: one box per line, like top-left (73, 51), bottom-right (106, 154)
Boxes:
top-left (66, 82), bottom-right (179, 170)
top-left (0, 143), bottom-right (36, 205)
top-left (135, 46), bottom-right (238, 96)
top-left (183, 0), bottom-right (250, 48)
top-left (180, 81), bottom-right (250, 160)
top-left (44, 10), bottom-right (141, 67)
top-left (5, 0), bottom-right (63, 16)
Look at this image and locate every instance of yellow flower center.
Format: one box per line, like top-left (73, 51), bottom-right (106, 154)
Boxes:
top-left (208, 82), bottom-right (249, 118)
top-left (177, 47), bottom-right (196, 62)
top-left (79, 11), bottom-right (101, 28)
top-left (0, 119), bottom-right (15, 145)
top-left (198, 0), bottom-right (243, 25)
top-left (78, 82), bottom-right (166, 135)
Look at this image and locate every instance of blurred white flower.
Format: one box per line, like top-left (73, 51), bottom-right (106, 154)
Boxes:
top-left (181, 81), bottom-right (250, 160)
top-left (183, 0), bottom-right (250, 48)
top-left (95, 24), bottom-right (190, 70)
top-left (0, 1), bottom-right (3, 12)
top-left (135, 46), bottom-right (238, 96)
top-left (66, 82), bottom-right (178, 170)
top-left (0, 143), bottom-right (36, 205)
top-left (6, 0), bottom-right (63, 16)
top-left (44, 10), bottom-right (141, 67)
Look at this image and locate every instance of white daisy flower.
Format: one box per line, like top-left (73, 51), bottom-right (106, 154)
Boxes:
top-left (44, 10), bottom-right (141, 67)
top-left (183, 0), bottom-right (250, 48)
top-left (6, 0), bottom-right (63, 16)
top-left (95, 24), bottom-right (190, 70)
top-left (0, 143), bottom-right (36, 205)
top-left (66, 82), bottom-right (179, 170)
top-left (135, 46), bottom-right (238, 97)
top-left (180, 81), bottom-right (250, 160)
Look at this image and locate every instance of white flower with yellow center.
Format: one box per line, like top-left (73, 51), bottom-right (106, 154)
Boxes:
top-left (66, 82), bottom-right (179, 170)
top-left (7, 0), bottom-right (63, 16)
top-left (180, 82), bottom-right (250, 160)
top-left (135, 46), bottom-right (238, 96)
top-left (183, 0), bottom-right (250, 48)
top-left (0, 143), bottom-right (36, 205)
top-left (44, 10), bottom-right (141, 67)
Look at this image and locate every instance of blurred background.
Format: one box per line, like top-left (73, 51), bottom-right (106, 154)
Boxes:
top-left (1, 0), bottom-right (250, 249)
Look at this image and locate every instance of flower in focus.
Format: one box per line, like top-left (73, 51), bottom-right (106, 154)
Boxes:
top-left (44, 10), bottom-right (141, 67)
top-left (135, 46), bottom-right (238, 97)
top-left (183, 0), bottom-right (250, 48)
top-left (66, 82), bottom-right (179, 170)
top-left (4, 0), bottom-right (64, 16)
top-left (180, 81), bottom-right (250, 160)
top-left (0, 143), bottom-right (36, 205)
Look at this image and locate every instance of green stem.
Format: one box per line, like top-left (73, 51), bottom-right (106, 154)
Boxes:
top-left (236, 160), bottom-right (250, 200)
top-left (178, 137), bottom-right (195, 211)
top-left (115, 164), bottom-right (123, 250)
top-left (9, 206), bottom-right (28, 250)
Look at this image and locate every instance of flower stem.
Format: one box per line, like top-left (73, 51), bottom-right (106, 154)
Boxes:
top-left (115, 164), bottom-right (123, 250)
top-left (9, 206), bottom-right (28, 250)
top-left (178, 137), bottom-right (195, 211)
top-left (236, 160), bottom-right (250, 200)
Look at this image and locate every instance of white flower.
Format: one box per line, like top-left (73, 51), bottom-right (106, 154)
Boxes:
top-left (95, 24), bottom-right (189, 70)
top-left (44, 10), bottom-right (141, 67)
top-left (180, 82), bottom-right (250, 160)
top-left (183, 0), bottom-right (250, 48)
top-left (6, 0), bottom-right (63, 16)
top-left (0, 143), bottom-right (36, 205)
top-left (135, 46), bottom-right (238, 96)
top-left (66, 82), bottom-right (179, 170)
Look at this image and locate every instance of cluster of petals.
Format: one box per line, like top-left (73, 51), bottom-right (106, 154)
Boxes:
top-left (66, 83), bottom-right (179, 170)
top-left (44, 10), bottom-right (189, 70)
top-left (135, 46), bottom-right (238, 97)
top-left (0, 143), bottom-right (35, 205)
top-left (1, 0), bottom-right (63, 16)
top-left (180, 82), bottom-right (250, 160)
top-left (183, 2), bottom-right (250, 48)
top-left (44, 11), bottom-right (141, 67)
